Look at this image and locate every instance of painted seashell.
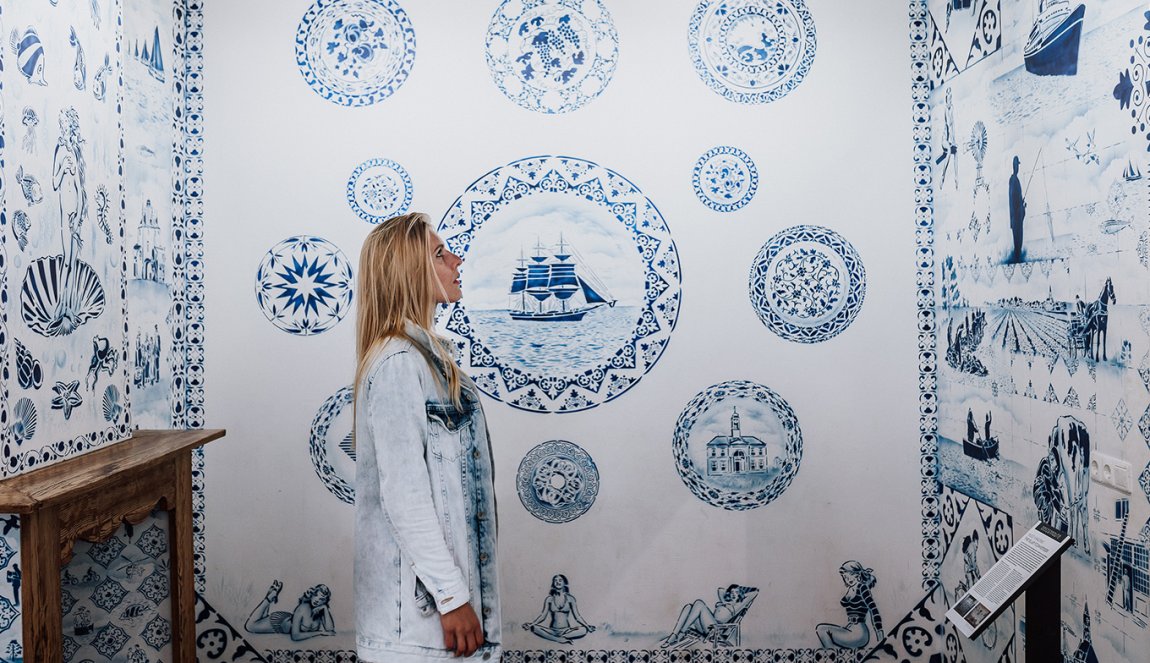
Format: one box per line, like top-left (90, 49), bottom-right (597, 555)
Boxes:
top-left (20, 255), bottom-right (107, 337)
top-left (15, 339), bottom-right (43, 389)
top-left (102, 385), bottom-right (122, 422)
top-left (11, 398), bottom-right (38, 444)
top-left (10, 27), bottom-right (47, 86)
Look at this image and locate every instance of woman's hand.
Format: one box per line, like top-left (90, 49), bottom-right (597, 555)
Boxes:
top-left (441, 603), bottom-right (484, 657)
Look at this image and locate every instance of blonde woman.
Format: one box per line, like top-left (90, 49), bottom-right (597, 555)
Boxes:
top-left (354, 213), bottom-right (500, 662)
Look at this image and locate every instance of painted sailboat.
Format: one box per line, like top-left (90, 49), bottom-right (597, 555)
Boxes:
top-left (509, 236), bottom-right (615, 322)
top-left (1023, 0), bottom-right (1085, 76)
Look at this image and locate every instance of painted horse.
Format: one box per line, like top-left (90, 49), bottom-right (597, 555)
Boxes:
top-left (1068, 277), bottom-right (1115, 362)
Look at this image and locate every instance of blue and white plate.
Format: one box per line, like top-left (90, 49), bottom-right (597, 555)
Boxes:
top-left (673, 380), bottom-right (802, 510)
top-left (749, 225), bottom-right (865, 343)
top-left (485, 0), bottom-right (619, 114)
top-left (693, 146), bottom-right (758, 212)
top-left (296, 0), bottom-right (416, 106)
top-left (517, 440), bottom-right (599, 523)
top-left (255, 236), bottom-right (354, 336)
top-left (688, 0), bottom-right (816, 104)
top-left (347, 158), bottom-right (412, 223)
top-left (438, 155), bottom-right (681, 413)
top-left (309, 386), bottom-right (355, 504)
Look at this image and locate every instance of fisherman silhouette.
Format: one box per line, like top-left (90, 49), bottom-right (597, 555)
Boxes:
top-left (1009, 155), bottom-right (1026, 263)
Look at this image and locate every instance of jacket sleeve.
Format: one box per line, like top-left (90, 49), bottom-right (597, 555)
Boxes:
top-left (365, 351), bottom-right (470, 615)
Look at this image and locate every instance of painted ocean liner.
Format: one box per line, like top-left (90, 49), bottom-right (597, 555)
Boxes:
top-left (1023, 0), bottom-right (1085, 76)
top-left (509, 236), bottom-right (615, 322)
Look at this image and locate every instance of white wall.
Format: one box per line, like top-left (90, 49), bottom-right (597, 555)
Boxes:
top-left (204, 0), bottom-right (921, 656)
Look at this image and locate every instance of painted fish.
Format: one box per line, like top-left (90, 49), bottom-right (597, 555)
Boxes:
top-left (12, 210), bottom-right (30, 251)
top-left (1100, 219), bottom-right (1130, 234)
top-left (92, 54), bottom-right (110, 101)
top-left (15, 166), bottom-right (43, 205)
top-left (69, 27), bottom-right (87, 90)
top-left (10, 27), bottom-right (47, 86)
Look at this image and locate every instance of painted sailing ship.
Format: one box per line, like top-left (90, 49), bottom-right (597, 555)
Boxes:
top-left (1023, 0), bottom-right (1085, 76)
top-left (135, 26), bottom-right (165, 82)
top-left (509, 236), bottom-right (615, 322)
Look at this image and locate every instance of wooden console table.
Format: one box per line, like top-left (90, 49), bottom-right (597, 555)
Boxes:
top-left (0, 428), bottom-right (225, 662)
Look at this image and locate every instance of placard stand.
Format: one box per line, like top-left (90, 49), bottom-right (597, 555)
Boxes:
top-left (945, 522), bottom-right (1072, 662)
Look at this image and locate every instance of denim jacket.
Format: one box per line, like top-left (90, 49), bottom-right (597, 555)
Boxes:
top-left (355, 327), bottom-right (501, 662)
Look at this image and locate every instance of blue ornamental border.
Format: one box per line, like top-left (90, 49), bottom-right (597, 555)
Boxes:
top-left (909, 0), bottom-right (942, 588)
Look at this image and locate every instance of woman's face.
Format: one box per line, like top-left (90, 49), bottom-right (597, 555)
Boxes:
top-left (840, 568), bottom-right (856, 586)
top-left (430, 232), bottom-right (463, 304)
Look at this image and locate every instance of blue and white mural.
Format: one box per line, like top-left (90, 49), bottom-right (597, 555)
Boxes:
top-left (437, 155), bottom-right (681, 413)
top-left (484, 0), bottom-right (619, 114)
top-left (522, 574), bottom-right (596, 645)
top-left (659, 584), bottom-right (759, 649)
top-left (254, 236), bottom-right (354, 336)
top-left (815, 561), bottom-right (885, 651)
top-left (516, 440), bottom-right (599, 523)
top-left (124, 0), bottom-right (180, 429)
top-left (308, 385), bottom-right (355, 505)
top-left (243, 580), bottom-right (337, 642)
top-left (0, 517), bottom-right (22, 663)
top-left (928, 0), bottom-right (1150, 660)
top-left (923, 0), bottom-right (1003, 90)
top-left (62, 512), bottom-right (174, 663)
top-left (672, 380), bottom-right (802, 511)
top-left (691, 146), bottom-right (758, 213)
top-left (2, 0), bottom-right (132, 475)
top-left (748, 225), bottom-right (866, 344)
top-left (687, 0), bottom-right (817, 104)
top-left (295, 0), bottom-right (416, 107)
top-left (345, 157), bottom-right (411, 224)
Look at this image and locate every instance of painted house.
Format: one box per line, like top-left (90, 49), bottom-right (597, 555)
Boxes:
top-left (706, 408), bottom-right (769, 475)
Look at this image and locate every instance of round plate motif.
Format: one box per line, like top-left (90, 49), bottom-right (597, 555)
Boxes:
top-left (748, 225), bottom-right (865, 343)
top-left (485, 0), bottom-right (619, 113)
top-left (347, 158), bottom-right (412, 223)
top-left (296, 0), bottom-right (416, 107)
top-left (688, 0), bottom-right (816, 104)
top-left (693, 146), bottom-right (758, 212)
top-left (255, 236), bottom-right (354, 336)
top-left (309, 386), bottom-right (355, 504)
top-left (673, 380), bottom-right (802, 511)
top-left (437, 155), bottom-right (682, 413)
top-left (517, 440), bottom-right (599, 523)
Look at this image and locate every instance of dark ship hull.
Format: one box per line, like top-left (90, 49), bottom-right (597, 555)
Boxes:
top-left (509, 304), bottom-right (604, 322)
top-left (1023, 4), bottom-right (1085, 76)
top-left (963, 437), bottom-right (1000, 461)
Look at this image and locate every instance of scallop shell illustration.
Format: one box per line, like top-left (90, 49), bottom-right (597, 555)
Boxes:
top-left (20, 254), bottom-right (107, 337)
top-left (102, 385), bottom-right (122, 422)
top-left (11, 398), bottom-right (38, 444)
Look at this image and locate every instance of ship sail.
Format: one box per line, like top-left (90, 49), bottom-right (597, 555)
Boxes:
top-left (508, 236), bottom-right (616, 321)
top-left (151, 27), bottom-right (164, 74)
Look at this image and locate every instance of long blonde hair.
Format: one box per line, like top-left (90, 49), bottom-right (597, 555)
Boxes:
top-left (354, 213), bottom-right (464, 441)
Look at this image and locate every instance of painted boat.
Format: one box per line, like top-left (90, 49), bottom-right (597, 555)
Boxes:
top-left (508, 235), bottom-right (615, 321)
top-left (1023, 2), bottom-right (1085, 76)
top-left (963, 435), bottom-right (1000, 461)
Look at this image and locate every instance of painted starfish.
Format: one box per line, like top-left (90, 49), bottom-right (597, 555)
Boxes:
top-left (51, 380), bottom-right (83, 419)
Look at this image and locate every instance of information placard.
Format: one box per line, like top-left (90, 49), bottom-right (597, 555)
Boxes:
top-left (945, 522), bottom-right (1072, 639)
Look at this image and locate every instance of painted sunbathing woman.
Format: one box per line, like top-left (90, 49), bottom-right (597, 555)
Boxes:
top-left (659, 584), bottom-right (759, 648)
top-left (522, 574), bottom-right (595, 644)
top-left (245, 580), bottom-right (336, 641)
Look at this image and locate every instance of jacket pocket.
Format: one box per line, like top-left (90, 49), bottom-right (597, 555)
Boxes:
top-left (426, 398), bottom-right (475, 461)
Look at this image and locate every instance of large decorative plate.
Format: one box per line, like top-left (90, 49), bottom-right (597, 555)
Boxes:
top-left (254, 236), bottom-right (354, 336)
top-left (309, 386), bottom-right (355, 504)
top-left (687, 0), bottom-right (817, 104)
top-left (437, 155), bottom-right (681, 413)
top-left (347, 158), bottom-right (412, 223)
top-left (673, 380), bottom-right (802, 510)
top-left (295, 0), bottom-right (416, 107)
top-left (692, 146), bottom-right (758, 212)
top-left (517, 440), bottom-right (599, 523)
top-left (485, 0), bottom-right (619, 114)
top-left (748, 225), bottom-right (865, 343)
